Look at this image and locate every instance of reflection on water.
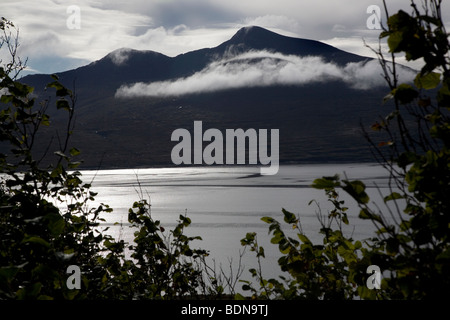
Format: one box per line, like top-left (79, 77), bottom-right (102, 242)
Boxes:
top-left (77, 163), bottom-right (393, 280)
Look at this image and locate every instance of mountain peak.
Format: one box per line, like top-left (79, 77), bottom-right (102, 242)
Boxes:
top-left (103, 47), bottom-right (169, 66)
top-left (234, 26), bottom-right (269, 35)
top-left (229, 26), bottom-right (280, 44)
top-left (224, 25), bottom-right (367, 65)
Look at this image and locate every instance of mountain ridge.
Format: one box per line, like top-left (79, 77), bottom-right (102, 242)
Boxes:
top-left (23, 26), bottom-right (371, 87)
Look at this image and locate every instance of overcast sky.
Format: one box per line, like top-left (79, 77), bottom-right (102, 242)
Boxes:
top-left (2, 0), bottom-right (449, 75)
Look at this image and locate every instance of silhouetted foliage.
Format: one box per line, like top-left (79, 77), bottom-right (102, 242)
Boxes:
top-left (240, 0), bottom-right (450, 300)
top-left (1, 0), bottom-right (449, 300)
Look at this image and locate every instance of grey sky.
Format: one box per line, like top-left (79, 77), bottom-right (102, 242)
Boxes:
top-left (2, 0), bottom-right (449, 74)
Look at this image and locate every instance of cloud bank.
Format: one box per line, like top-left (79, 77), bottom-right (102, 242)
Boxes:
top-left (115, 51), bottom-right (415, 98)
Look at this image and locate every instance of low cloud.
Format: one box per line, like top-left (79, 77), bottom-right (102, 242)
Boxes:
top-left (108, 48), bottom-right (134, 66)
top-left (115, 50), bottom-right (415, 98)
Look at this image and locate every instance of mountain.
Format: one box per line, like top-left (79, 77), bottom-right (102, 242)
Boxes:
top-left (18, 26), bottom-right (393, 169)
top-left (24, 27), bottom-right (369, 93)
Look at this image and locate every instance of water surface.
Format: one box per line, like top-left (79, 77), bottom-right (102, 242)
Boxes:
top-left (79, 163), bottom-right (393, 283)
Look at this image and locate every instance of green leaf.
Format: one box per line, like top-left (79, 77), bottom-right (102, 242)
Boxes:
top-left (46, 80), bottom-right (62, 90)
top-left (261, 216), bottom-right (274, 224)
top-left (279, 243), bottom-right (290, 255)
top-left (282, 208), bottom-right (297, 224)
top-left (68, 161), bottom-right (81, 169)
top-left (242, 284), bottom-right (252, 291)
top-left (414, 72), bottom-right (441, 90)
top-left (379, 30), bottom-right (390, 39)
top-left (69, 147), bottom-right (81, 156)
top-left (311, 175), bottom-right (340, 190)
top-left (56, 99), bottom-right (70, 111)
top-left (17, 282), bottom-right (43, 299)
top-left (0, 266), bottom-right (20, 283)
top-left (270, 233), bottom-right (283, 245)
top-left (297, 233), bottom-right (311, 244)
top-left (387, 31), bottom-right (403, 53)
top-left (384, 192), bottom-right (404, 202)
top-left (56, 87), bottom-right (70, 97)
top-left (257, 246), bottom-right (265, 258)
top-left (342, 180), bottom-right (369, 204)
top-left (359, 208), bottom-right (371, 220)
top-left (359, 208), bottom-right (383, 224)
top-left (40, 114), bottom-right (50, 126)
top-left (393, 84), bottom-right (419, 104)
top-left (22, 235), bottom-right (50, 248)
top-left (46, 213), bottom-right (65, 236)
top-left (234, 293), bottom-right (246, 300)
top-left (0, 94), bottom-right (13, 104)
top-left (342, 214), bottom-right (349, 225)
top-left (241, 232), bottom-right (256, 246)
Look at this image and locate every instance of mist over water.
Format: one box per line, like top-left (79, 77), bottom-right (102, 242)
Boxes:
top-left (79, 163), bottom-right (394, 282)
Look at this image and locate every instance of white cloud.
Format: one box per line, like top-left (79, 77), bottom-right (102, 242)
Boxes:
top-left (108, 48), bottom-right (134, 66)
top-left (2, 0), bottom-right (152, 73)
top-left (115, 50), bottom-right (416, 98)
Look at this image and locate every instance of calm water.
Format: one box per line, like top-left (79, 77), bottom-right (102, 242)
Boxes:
top-left (75, 163), bottom-right (394, 284)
